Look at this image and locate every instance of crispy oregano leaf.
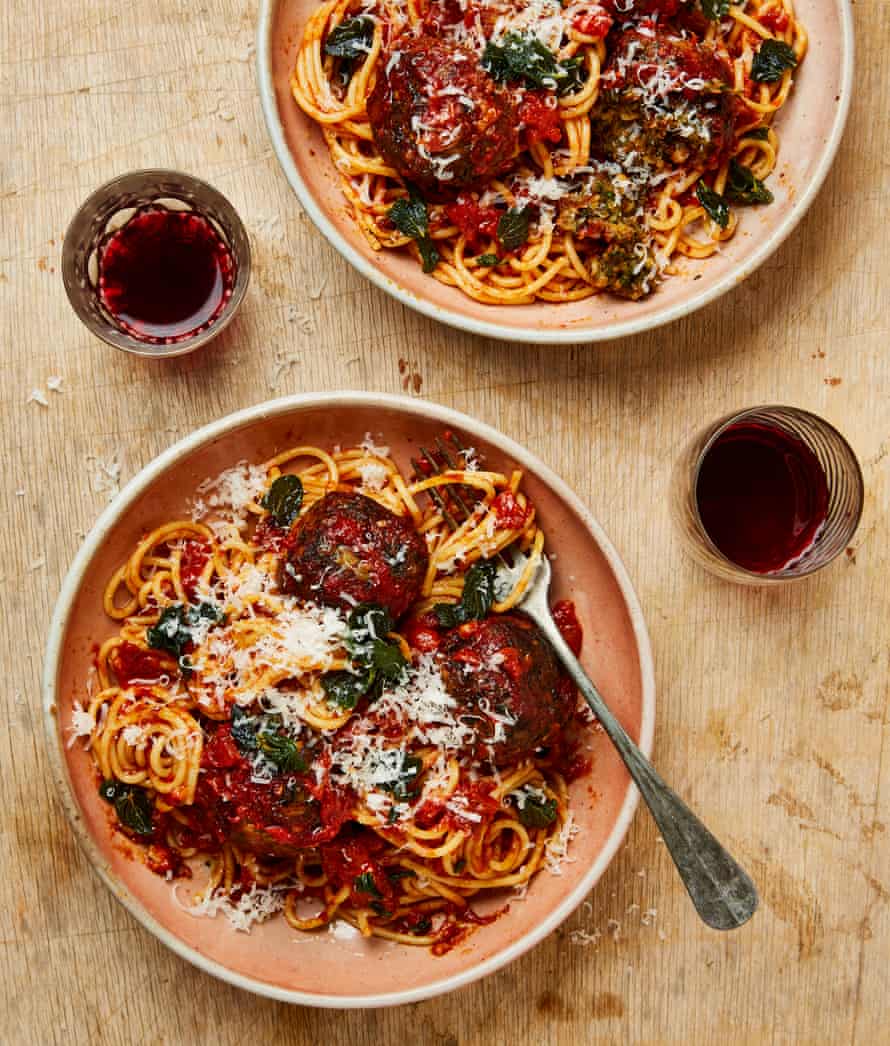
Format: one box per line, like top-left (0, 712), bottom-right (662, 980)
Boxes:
top-left (100, 779), bottom-right (154, 836)
top-left (497, 207), bottom-right (530, 252)
top-left (697, 181), bottom-right (730, 228)
top-left (725, 160), bottom-right (774, 205)
top-left (262, 474), bottom-right (303, 527)
top-left (751, 39), bottom-right (798, 83)
top-left (434, 560), bottom-right (497, 628)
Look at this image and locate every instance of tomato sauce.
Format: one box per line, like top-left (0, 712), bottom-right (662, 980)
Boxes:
top-left (491, 490), bottom-right (529, 529)
top-left (572, 5), bottom-right (614, 38)
top-left (431, 902), bottom-right (504, 955)
top-left (759, 7), bottom-right (789, 31)
top-left (403, 612), bottom-right (443, 652)
top-left (179, 539), bottom-right (210, 600)
top-left (444, 194), bottom-right (502, 252)
top-left (552, 600), bottom-right (583, 656)
top-left (520, 92), bottom-right (563, 147)
top-left (253, 517), bottom-right (288, 554)
top-left (321, 830), bottom-right (398, 909)
top-left (111, 641), bottom-right (172, 686)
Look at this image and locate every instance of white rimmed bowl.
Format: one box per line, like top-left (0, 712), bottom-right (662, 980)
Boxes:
top-left (256, 1), bottom-right (853, 343)
top-left (44, 392), bottom-right (655, 1006)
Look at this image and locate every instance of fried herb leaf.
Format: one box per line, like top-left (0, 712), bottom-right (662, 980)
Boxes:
top-left (348, 604), bottom-right (406, 684)
top-left (482, 32), bottom-right (585, 95)
top-left (369, 639), bottom-right (408, 685)
top-left (696, 181), bottom-right (730, 228)
top-left (323, 15), bottom-right (374, 60)
top-left (700, 0), bottom-right (729, 21)
top-left (497, 207), bottom-right (530, 252)
top-left (389, 196), bottom-right (440, 273)
top-left (230, 705), bottom-right (259, 751)
top-left (379, 753), bottom-right (423, 798)
top-left (416, 237), bottom-right (441, 274)
top-left (262, 474), bottom-right (303, 527)
top-left (434, 560), bottom-right (497, 628)
top-left (230, 706), bottom-right (306, 774)
top-left (256, 731), bottom-right (307, 774)
top-left (725, 159), bottom-right (774, 205)
top-left (321, 669), bottom-right (372, 710)
top-left (353, 871), bottom-right (382, 898)
top-left (475, 253), bottom-right (500, 266)
top-left (99, 779), bottom-right (154, 836)
top-left (389, 195), bottom-right (428, 240)
top-left (515, 791), bottom-right (558, 828)
top-left (323, 603), bottom-right (407, 707)
top-left (146, 602), bottom-right (223, 659)
top-left (146, 605), bottom-right (191, 657)
top-left (751, 39), bottom-right (798, 83)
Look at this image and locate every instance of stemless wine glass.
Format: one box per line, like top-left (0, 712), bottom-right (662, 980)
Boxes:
top-left (670, 405), bottom-right (864, 584)
top-left (62, 169), bottom-right (251, 358)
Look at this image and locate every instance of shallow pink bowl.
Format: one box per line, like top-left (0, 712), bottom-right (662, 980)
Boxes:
top-left (44, 393), bottom-right (655, 1006)
top-left (257, 0), bottom-right (853, 343)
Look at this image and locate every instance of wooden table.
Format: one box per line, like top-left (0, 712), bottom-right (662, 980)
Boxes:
top-left (2, 1), bottom-right (888, 1042)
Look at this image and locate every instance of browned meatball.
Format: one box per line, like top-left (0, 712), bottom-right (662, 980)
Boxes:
top-left (592, 28), bottom-right (738, 171)
top-left (229, 789), bottom-right (321, 858)
top-left (281, 491), bottom-right (428, 620)
top-left (438, 612), bottom-right (570, 765)
top-left (367, 35), bottom-right (519, 190)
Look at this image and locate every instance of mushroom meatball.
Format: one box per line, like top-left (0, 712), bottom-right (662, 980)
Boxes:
top-left (282, 491), bottom-right (428, 620)
top-left (367, 35), bottom-right (519, 190)
top-left (229, 787), bottom-right (321, 859)
top-left (591, 28), bottom-right (738, 171)
top-left (438, 612), bottom-right (571, 765)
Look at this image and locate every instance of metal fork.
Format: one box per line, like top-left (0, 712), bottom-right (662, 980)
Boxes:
top-left (415, 435), bottom-right (758, 931)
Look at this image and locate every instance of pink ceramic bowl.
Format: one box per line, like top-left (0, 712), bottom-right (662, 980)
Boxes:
top-left (256, 0), bottom-right (853, 343)
top-left (43, 393), bottom-right (655, 1007)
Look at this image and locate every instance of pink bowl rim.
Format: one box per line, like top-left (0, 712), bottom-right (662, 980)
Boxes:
top-left (255, 1), bottom-right (854, 345)
top-left (42, 392), bottom-right (656, 1007)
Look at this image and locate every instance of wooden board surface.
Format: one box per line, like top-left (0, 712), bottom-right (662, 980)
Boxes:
top-left (1, 1), bottom-right (888, 1042)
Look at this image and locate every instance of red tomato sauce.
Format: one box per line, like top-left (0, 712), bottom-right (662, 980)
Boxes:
top-left (491, 489), bottom-right (529, 529)
top-left (179, 539), bottom-right (210, 599)
top-left (444, 195), bottom-right (501, 252)
top-left (552, 600), bottom-right (583, 656)
top-left (403, 612), bottom-right (443, 652)
top-left (320, 830), bottom-right (398, 909)
top-left (572, 5), bottom-right (614, 38)
top-left (111, 642), bottom-right (171, 686)
top-left (520, 92), bottom-right (563, 147)
top-left (253, 517), bottom-right (289, 554)
top-left (759, 6), bottom-right (789, 30)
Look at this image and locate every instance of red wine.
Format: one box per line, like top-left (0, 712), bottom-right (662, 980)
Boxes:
top-left (98, 206), bottom-right (235, 343)
top-left (695, 421), bottom-right (829, 573)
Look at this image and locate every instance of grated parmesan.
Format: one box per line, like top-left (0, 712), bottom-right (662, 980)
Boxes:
top-left (544, 811), bottom-right (580, 875)
top-left (177, 883), bottom-right (286, 932)
top-left (67, 700), bottom-right (94, 748)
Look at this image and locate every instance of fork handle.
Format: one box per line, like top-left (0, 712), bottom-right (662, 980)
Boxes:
top-left (526, 606), bottom-right (759, 931)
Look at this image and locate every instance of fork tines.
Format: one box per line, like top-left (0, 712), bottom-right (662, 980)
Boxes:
top-left (412, 433), bottom-right (512, 568)
top-left (411, 431), bottom-right (477, 533)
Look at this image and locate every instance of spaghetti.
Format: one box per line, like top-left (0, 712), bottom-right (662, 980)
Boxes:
top-left (291, 0), bottom-right (807, 302)
top-left (71, 438), bottom-right (591, 951)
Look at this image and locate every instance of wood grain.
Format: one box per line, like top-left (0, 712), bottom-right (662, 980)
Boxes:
top-left (1, 1), bottom-right (888, 1042)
